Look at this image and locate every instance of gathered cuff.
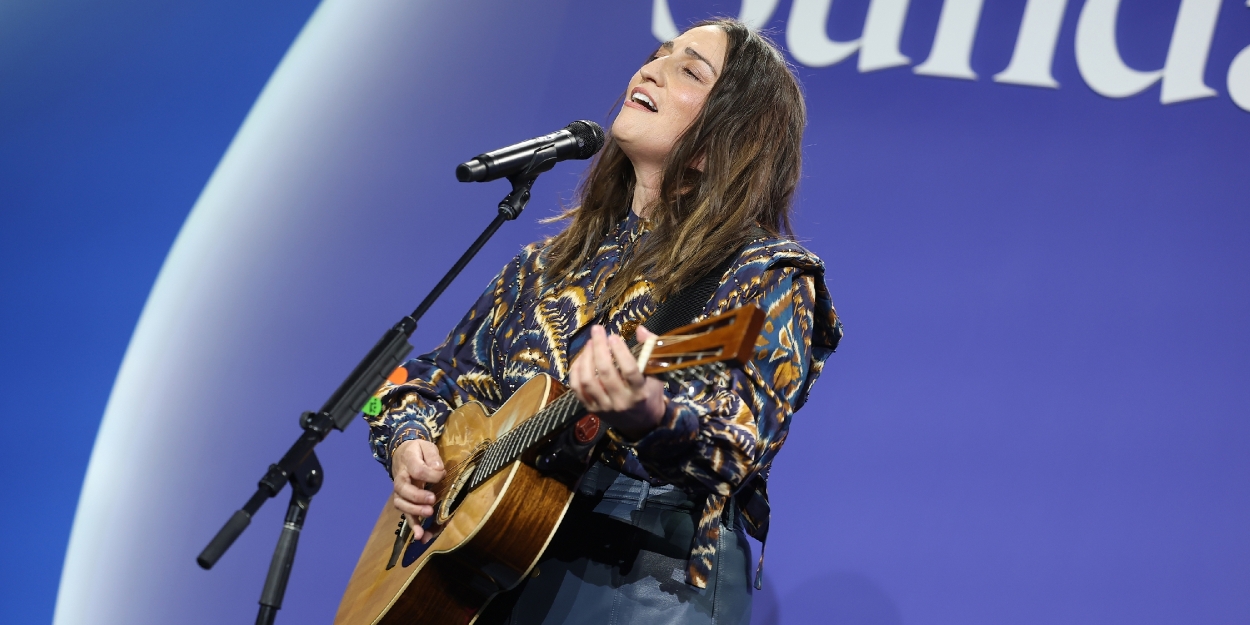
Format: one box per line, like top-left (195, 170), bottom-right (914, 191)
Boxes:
top-left (383, 421), bottom-right (433, 476)
top-left (616, 394), bottom-right (701, 461)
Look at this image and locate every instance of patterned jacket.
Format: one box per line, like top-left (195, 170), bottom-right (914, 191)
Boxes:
top-left (366, 211), bottom-right (841, 587)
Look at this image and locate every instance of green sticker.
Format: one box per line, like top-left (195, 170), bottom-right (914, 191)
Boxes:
top-left (362, 396), bottom-right (383, 417)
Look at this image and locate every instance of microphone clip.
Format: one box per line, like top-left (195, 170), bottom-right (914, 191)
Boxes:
top-left (498, 172), bottom-right (539, 220)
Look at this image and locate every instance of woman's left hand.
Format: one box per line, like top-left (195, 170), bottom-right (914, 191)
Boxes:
top-left (569, 325), bottom-right (668, 440)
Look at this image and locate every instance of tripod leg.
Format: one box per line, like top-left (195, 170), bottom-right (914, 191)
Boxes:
top-left (256, 489), bottom-right (310, 625)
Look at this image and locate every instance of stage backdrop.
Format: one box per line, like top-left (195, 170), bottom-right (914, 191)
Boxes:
top-left (41, 0), bottom-right (1250, 623)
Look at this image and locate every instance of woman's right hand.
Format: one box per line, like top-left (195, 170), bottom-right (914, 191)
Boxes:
top-left (391, 439), bottom-right (446, 541)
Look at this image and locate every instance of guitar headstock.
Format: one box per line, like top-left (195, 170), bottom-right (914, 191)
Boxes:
top-left (639, 305), bottom-right (766, 380)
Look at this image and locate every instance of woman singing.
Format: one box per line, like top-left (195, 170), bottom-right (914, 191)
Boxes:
top-left (366, 18), bottom-right (841, 624)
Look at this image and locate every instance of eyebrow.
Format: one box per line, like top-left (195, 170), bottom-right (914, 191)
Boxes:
top-left (659, 41), bottom-right (719, 77)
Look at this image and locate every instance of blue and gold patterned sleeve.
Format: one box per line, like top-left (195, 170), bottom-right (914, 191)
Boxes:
top-left (616, 240), bottom-right (839, 588)
top-left (363, 262), bottom-right (513, 475)
top-left (623, 262), bottom-right (822, 495)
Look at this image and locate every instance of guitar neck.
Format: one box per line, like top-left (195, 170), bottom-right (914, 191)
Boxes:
top-left (466, 389), bottom-right (586, 491)
top-left (462, 305), bottom-right (764, 493)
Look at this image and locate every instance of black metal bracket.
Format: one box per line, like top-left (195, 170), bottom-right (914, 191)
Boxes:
top-left (255, 451), bottom-right (322, 625)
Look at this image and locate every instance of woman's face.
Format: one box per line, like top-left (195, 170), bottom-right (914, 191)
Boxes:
top-left (612, 25), bottom-right (727, 172)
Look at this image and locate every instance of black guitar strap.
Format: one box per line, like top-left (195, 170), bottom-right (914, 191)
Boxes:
top-left (635, 226), bottom-right (767, 339)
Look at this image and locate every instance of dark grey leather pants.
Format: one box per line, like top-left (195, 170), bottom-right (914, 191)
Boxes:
top-left (475, 468), bottom-right (754, 625)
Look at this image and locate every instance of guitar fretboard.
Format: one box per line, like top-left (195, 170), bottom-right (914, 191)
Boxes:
top-left (461, 358), bottom-right (732, 492)
top-left (465, 388), bottom-right (587, 492)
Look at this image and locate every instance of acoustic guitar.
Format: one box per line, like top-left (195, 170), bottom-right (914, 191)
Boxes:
top-left (333, 305), bottom-right (765, 625)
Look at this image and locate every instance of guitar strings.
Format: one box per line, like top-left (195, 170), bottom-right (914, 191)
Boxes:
top-left (404, 314), bottom-right (748, 543)
top-left (439, 327), bottom-right (724, 494)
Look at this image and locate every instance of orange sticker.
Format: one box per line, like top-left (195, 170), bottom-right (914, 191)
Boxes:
top-left (387, 366), bottom-right (408, 385)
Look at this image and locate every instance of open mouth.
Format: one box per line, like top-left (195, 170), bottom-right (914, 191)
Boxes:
top-left (630, 91), bottom-right (658, 112)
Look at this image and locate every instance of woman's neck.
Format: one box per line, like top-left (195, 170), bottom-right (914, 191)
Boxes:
top-left (630, 163), bottom-right (661, 218)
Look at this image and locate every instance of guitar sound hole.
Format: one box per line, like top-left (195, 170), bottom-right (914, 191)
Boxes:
top-left (436, 462), bottom-right (476, 524)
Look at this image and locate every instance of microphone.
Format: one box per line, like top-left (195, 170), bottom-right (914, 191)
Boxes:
top-left (456, 120), bottom-right (605, 183)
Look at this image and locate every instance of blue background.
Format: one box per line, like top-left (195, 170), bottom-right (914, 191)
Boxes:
top-left (2, 1), bottom-right (1248, 624)
top-left (0, 2), bottom-right (320, 623)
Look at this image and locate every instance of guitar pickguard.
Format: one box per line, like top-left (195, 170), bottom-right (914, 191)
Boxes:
top-left (400, 517), bottom-right (439, 568)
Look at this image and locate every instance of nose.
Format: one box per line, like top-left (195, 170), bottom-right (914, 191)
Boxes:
top-left (639, 56), bottom-right (664, 87)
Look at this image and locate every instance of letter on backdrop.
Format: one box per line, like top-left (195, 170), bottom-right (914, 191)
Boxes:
top-left (993, 0), bottom-right (1069, 88)
top-left (786, 0), bottom-right (912, 71)
top-left (652, 0), bottom-right (680, 41)
top-left (651, 0), bottom-right (1247, 113)
top-left (914, 0), bottom-right (987, 80)
top-left (1075, 0), bottom-right (1221, 103)
top-left (1230, 43), bottom-right (1250, 112)
top-left (738, 0), bottom-right (783, 30)
top-left (651, 0), bottom-right (780, 41)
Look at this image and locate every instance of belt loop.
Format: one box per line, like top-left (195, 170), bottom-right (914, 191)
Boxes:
top-left (636, 481), bottom-right (650, 510)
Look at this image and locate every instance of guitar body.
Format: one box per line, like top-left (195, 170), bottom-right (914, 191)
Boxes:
top-left (334, 374), bottom-right (575, 625)
top-left (335, 306), bottom-right (766, 625)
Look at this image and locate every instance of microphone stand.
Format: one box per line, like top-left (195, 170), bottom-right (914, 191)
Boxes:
top-left (197, 167), bottom-right (542, 625)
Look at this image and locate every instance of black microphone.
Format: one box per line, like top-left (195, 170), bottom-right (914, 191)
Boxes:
top-left (456, 120), bottom-right (605, 183)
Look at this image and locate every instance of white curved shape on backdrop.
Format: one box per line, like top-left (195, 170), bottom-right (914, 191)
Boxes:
top-left (51, 0), bottom-right (579, 622)
top-left (52, 2), bottom-right (404, 622)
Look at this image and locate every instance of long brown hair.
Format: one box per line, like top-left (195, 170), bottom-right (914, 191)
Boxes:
top-left (543, 18), bottom-right (807, 308)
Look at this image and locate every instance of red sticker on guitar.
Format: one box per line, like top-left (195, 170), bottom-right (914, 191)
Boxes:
top-left (574, 415), bottom-right (601, 443)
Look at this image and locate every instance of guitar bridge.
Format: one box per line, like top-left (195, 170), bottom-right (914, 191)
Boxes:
top-left (386, 515), bottom-right (413, 571)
